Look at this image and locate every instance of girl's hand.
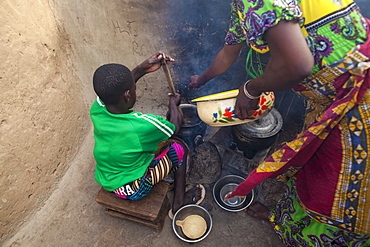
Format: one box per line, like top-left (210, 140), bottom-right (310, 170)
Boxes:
top-left (168, 93), bottom-right (181, 106)
top-left (132, 51), bottom-right (174, 82)
top-left (142, 51), bottom-right (174, 74)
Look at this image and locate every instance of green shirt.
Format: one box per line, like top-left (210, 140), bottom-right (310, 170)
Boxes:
top-left (90, 97), bottom-right (175, 191)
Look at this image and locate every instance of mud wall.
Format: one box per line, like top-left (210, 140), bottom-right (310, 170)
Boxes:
top-left (0, 0), bottom-right (171, 242)
top-left (0, 0), bottom-right (87, 240)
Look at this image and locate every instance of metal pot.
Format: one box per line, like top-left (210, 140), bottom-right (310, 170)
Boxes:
top-left (232, 108), bottom-right (283, 158)
top-left (167, 104), bottom-right (206, 150)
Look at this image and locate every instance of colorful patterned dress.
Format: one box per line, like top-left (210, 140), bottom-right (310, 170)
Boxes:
top-left (225, 0), bottom-right (370, 245)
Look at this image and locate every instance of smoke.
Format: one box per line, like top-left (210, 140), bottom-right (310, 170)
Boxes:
top-left (162, 0), bottom-right (248, 102)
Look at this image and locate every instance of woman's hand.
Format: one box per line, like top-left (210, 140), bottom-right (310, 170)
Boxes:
top-left (234, 83), bottom-right (259, 120)
top-left (188, 43), bottom-right (244, 90)
top-left (132, 51), bottom-right (174, 82)
top-left (188, 75), bottom-right (207, 90)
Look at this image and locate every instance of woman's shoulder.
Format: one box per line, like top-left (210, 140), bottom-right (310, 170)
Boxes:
top-left (228, 0), bottom-right (303, 51)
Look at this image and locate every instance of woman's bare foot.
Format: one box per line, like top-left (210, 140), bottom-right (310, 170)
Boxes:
top-left (245, 202), bottom-right (270, 221)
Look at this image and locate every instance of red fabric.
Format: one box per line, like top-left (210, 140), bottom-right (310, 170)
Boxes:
top-left (295, 126), bottom-right (342, 215)
top-left (226, 18), bottom-right (370, 204)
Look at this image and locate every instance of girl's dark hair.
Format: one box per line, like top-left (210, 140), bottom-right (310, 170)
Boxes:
top-left (93, 63), bottom-right (134, 105)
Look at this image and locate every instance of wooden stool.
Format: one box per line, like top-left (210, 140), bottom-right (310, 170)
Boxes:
top-left (95, 181), bottom-right (170, 232)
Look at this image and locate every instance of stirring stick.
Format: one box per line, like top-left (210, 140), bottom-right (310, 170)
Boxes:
top-left (161, 59), bottom-right (177, 95)
top-left (161, 58), bottom-right (184, 118)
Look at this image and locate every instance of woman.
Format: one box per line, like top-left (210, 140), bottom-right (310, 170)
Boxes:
top-left (189, 0), bottom-right (370, 245)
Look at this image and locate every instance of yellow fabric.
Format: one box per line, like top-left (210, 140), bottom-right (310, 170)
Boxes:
top-left (251, 44), bottom-right (270, 54)
top-left (300, 0), bottom-right (354, 25)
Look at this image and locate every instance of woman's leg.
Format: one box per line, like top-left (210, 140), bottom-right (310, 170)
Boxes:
top-left (246, 202), bottom-right (270, 221)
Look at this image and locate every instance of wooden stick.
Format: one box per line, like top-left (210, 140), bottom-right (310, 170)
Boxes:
top-left (161, 60), bottom-right (176, 95)
top-left (161, 59), bottom-right (184, 118)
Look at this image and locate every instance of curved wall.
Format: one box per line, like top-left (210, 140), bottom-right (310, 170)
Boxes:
top-left (0, 0), bottom-right (89, 240)
top-left (0, 0), bottom-right (173, 242)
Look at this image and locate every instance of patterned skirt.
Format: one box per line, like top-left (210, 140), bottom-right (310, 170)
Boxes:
top-left (113, 140), bottom-right (186, 200)
top-left (269, 179), bottom-right (370, 247)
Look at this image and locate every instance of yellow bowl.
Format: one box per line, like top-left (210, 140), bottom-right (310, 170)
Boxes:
top-left (191, 89), bottom-right (275, 127)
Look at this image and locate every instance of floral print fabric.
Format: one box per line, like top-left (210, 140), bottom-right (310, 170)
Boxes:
top-left (225, 0), bottom-right (368, 74)
top-left (270, 179), bottom-right (370, 246)
top-left (229, 31), bottom-right (370, 235)
top-left (225, 0), bottom-right (304, 48)
top-left (225, 0), bottom-right (370, 237)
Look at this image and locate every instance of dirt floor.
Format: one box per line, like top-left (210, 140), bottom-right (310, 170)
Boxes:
top-left (4, 126), bottom-right (285, 247)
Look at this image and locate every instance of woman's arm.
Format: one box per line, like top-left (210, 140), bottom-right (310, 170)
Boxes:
top-left (189, 43), bottom-right (244, 89)
top-left (234, 20), bottom-right (314, 119)
top-left (251, 20), bottom-right (314, 93)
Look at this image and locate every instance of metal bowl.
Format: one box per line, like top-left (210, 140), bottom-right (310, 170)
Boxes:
top-left (213, 175), bottom-right (254, 212)
top-left (191, 90), bottom-right (274, 127)
top-left (172, 204), bottom-right (212, 243)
